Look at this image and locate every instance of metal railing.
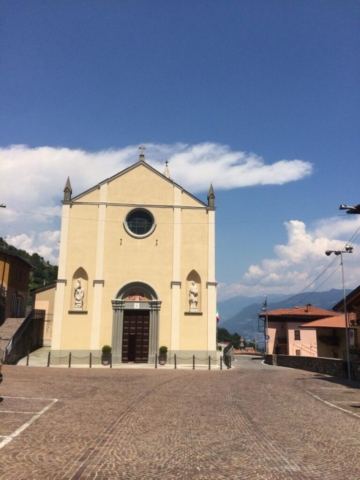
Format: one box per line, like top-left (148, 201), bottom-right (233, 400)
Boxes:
top-left (4, 309), bottom-right (45, 365)
top-left (21, 351), bottom-right (227, 370)
top-left (155, 354), bottom-right (223, 370)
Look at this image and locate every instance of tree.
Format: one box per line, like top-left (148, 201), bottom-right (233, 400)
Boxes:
top-left (217, 327), bottom-right (242, 349)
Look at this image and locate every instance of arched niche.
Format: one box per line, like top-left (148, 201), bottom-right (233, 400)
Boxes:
top-left (71, 267), bottom-right (88, 311)
top-left (186, 270), bottom-right (201, 312)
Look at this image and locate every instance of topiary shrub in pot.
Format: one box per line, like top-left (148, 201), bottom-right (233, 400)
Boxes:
top-left (158, 346), bottom-right (168, 365)
top-left (101, 345), bottom-right (112, 365)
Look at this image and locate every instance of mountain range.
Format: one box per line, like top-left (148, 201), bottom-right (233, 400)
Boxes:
top-left (217, 289), bottom-right (349, 340)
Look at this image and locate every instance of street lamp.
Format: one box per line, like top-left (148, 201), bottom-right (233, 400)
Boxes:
top-left (262, 295), bottom-right (268, 354)
top-left (339, 204), bottom-right (360, 215)
top-left (325, 246), bottom-right (353, 380)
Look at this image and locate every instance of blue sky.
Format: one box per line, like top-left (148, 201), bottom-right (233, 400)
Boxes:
top-left (1, 1), bottom-right (359, 300)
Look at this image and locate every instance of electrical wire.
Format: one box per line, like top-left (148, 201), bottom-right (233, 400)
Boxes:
top-left (295, 255), bottom-right (339, 297)
top-left (1, 206), bottom-right (355, 226)
top-left (347, 225), bottom-right (360, 246)
top-left (298, 263), bottom-right (341, 305)
top-left (288, 223), bottom-right (360, 306)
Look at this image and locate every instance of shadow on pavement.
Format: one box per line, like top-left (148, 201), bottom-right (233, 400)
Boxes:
top-left (306, 374), bottom-right (360, 390)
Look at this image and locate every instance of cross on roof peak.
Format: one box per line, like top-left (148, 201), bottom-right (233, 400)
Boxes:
top-left (139, 145), bottom-right (146, 162)
top-left (163, 159), bottom-right (171, 179)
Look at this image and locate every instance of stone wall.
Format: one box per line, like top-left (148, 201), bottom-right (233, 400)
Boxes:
top-left (263, 354), bottom-right (360, 380)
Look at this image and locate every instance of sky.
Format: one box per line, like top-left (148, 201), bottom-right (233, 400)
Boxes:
top-left (0, 0), bottom-right (359, 301)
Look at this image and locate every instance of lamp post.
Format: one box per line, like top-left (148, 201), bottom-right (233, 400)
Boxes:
top-left (262, 295), bottom-right (268, 354)
top-left (325, 246), bottom-right (353, 380)
top-left (339, 204), bottom-right (360, 215)
top-left (252, 313), bottom-right (257, 353)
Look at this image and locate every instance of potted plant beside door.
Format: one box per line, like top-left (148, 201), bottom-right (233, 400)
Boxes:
top-left (158, 346), bottom-right (168, 365)
top-left (101, 345), bottom-right (112, 365)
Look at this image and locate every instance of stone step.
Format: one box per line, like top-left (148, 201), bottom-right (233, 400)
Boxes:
top-left (0, 317), bottom-right (26, 352)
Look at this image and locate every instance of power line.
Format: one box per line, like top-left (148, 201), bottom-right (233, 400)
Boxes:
top-left (295, 255), bottom-right (339, 297)
top-left (3, 207), bottom-right (357, 226)
top-left (298, 263), bottom-right (341, 305)
top-left (347, 225), bottom-right (360, 246)
top-left (289, 223), bottom-right (360, 305)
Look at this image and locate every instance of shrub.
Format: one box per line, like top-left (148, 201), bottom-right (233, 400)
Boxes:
top-left (102, 345), bottom-right (112, 354)
top-left (159, 346), bottom-right (168, 355)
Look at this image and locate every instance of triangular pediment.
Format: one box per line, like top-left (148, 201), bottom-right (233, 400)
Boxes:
top-left (69, 160), bottom-right (207, 207)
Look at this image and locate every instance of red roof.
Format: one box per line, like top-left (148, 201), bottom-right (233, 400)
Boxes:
top-left (260, 305), bottom-right (337, 317)
top-left (301, 312), bottom-right (357, 329)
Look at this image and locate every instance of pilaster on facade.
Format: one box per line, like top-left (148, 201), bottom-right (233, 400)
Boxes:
top-left (207, 284), bottom-right (217, 350)
top-left (91, 183), bottom-right (107, 350)
top-left (58, 204), bottom-right (70, 279)
top-left (207, 209), bottom-right (215, 283)
top-left (171, 186), bottom-right (182, 351)
top-left (207, 208), bottom-right (216, 351)
top-left (52, 204), bottom-right (71, 351)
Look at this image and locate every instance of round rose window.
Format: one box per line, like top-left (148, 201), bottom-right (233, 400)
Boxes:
top-left (124, 209), bottom-right (155, 238)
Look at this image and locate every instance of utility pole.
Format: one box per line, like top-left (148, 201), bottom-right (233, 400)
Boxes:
top-left (252, 313), bottom-right (257, 353)
top-left (325, 246), bottom-right (353, 380)
top-left (262, 295), bottom-right (268, 354)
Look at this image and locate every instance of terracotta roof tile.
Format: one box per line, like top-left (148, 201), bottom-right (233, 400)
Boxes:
top-left (260, 305), bottom-right (337, 317)
top-left (300, 314), bottom-right (348, 329)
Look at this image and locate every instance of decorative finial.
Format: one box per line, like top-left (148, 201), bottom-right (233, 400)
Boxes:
top-left (163, 159), bottom-right (171, 179)
top-left (207, 184), bottom-right (215, 207)
top-left (139, 145), bottom-right (146, 162)
top-left (63, 177), bottom-right (72, 202)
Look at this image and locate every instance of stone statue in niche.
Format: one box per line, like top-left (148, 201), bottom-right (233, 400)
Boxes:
top-left (74, 279), bottom-right (85, 309)
top-left (189, 281), bottom-right (199, 311)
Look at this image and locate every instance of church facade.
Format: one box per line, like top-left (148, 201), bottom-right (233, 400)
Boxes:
top-left (51, 150), bottom-right (217, 364)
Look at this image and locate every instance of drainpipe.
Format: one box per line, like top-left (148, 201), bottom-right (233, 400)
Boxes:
top-left (0, 251), bottom-right (8, 322)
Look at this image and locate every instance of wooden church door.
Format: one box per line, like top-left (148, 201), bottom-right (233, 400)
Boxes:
top-left (122, 311), bottom-right (150, 363)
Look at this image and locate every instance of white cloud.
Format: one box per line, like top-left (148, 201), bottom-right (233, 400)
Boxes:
top-left (218, 216), bottom-right (360, 300)
top-left (5, 231), bottom-right (60, 265)
top-left (1, 142), bottom-right (358, 303)
top-left (163, 144), bottom-right (312, 191)
top-left (0, 142), bottom-right (312, 264)
top-left (0, 142), bottom-right (312, 207)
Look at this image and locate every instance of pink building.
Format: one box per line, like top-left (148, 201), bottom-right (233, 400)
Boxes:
top-left (259, 304), bottom-right (338, 357)
top-left (300, 313), bottom-right (356, 360)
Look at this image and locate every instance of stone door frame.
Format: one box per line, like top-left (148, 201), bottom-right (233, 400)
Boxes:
top-left (111, 281), bottom-right (161, 364)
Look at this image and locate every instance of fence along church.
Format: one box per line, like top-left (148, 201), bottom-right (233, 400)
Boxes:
top-left (52, 148), bottom-right (217, 364)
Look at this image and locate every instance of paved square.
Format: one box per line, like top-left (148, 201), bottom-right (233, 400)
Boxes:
top-left (0, 359), bottom-right (359, 479)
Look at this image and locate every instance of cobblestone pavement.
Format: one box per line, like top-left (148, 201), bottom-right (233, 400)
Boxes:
top-left (0, 359), bottom-right (359, 479)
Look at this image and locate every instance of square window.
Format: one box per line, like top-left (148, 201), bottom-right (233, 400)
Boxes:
top-left (296, 349), bottom-right (301, 356)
